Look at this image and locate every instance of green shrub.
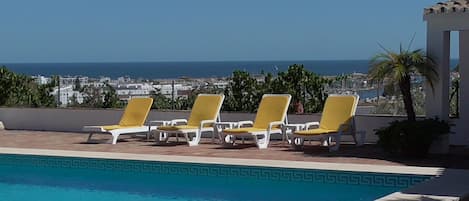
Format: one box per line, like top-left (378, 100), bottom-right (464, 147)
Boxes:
top-left (376, 118), bottom-right (451, 157)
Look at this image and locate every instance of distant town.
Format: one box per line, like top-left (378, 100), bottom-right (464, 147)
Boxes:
top-left (29, 68), bottom-right (460, 116)
top-left (29, 74), bottom-right (383, 111)
top-left (34, 75), bottom-right (225, 107)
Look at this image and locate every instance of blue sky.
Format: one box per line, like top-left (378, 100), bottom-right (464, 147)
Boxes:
top-left (0, 0), bottom-right (458, 62)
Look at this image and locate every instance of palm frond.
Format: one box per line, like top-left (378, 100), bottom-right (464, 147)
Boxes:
top-left (377, 43), bottom-right (394, 56)
top-left (406, 33), bottom-right (417, 51)
top-left (369, 44), bottom-right (439, 90)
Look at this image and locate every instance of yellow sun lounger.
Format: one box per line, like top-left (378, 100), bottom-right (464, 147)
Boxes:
top-left (291, 94), bottom-right (359, 152)
top-left (219, 94), bottom-right (291, 149)
top-left (83, 97), bottom-right (153, 144)
top-left (151, 94), bottom-right (224, 146)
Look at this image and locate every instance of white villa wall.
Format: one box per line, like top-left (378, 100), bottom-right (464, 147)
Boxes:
top-left (425, 12), bottom-right (469, 146)
top-left (456, 30), bottom-right (469, 145)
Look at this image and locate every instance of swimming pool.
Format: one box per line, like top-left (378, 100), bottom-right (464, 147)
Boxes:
top-left (0, 154), bottom-right (431, 201)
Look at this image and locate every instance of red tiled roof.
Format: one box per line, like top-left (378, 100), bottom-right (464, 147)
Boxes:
top-left (424, 0), bottom-right (469, 15)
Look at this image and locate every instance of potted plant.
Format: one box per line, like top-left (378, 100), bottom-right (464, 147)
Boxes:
top-left (369, 44), bottom-right (451, 157)
top-left (375, 118), bottom-right (450, 157)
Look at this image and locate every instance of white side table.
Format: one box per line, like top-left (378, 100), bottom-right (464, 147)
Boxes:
top-left (214, 122), bottom-right (239, 143)
top-left (147, 120), bottom-right (172, 140)
top-left (282, 123), bottom-right (306, 144)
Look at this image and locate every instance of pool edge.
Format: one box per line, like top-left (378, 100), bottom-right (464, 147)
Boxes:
top-left (0, 147), bottom-right (443, 176)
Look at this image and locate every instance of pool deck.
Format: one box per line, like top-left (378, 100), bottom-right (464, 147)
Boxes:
top-left (0, 130), bottom-right (469, 200)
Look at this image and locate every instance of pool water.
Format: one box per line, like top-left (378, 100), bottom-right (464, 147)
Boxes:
top-left (0, 155), bottom-right (430, 201)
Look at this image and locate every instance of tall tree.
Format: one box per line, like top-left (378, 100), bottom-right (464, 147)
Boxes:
top-left (151, 90), bottom-right (172, 110)
top-left (369, 46), bottom-right (438, 121)
top-left (73, 77), bottom-right (82, 91)
top-left (223, 65), bottom-right (331, 113)
top-left (0, 66), bottom-right (56, 107)
top-left (68, 94), bottom-right (80, 107)
top-left (102, 83), bottom-right (120, 108)
top-left (272, 64), bottom-right (330, 113)
top-left (0, 66), bottom-right (19, 105)
top-left (273, 64), bottom-right (309, 105)
top-left (223, 70), bottom-right (260, 112)
top-left (81, 85), bottom-right (104, 108)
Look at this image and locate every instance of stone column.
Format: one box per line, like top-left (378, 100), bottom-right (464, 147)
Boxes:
top-left (426, 28), bottom-right (450, 153)
top-left (457, 30), bottom-right (469, 145)
top-left (425, 28), bottom-right (450, 120)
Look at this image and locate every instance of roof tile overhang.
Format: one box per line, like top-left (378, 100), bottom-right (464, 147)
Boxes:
top-left (424, 0), bottom-right (469, 15)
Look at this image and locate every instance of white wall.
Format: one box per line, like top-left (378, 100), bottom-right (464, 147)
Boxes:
top-left (425, 13), bottom-right (469, 145)
top-left (0, 108), bottom-right (413, 143)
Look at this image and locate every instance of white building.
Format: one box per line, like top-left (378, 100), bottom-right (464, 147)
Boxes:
top-left (154, 84), bottom-right (193, 98)
top-left (99, 77), bottom-right (111, 83)
top-left (213, 82), bottom-right (229, 89)
top-left (59, 76), bottom-right (89, 86)
top-left (424, 0), bottom-right (469, 148)
top-left (115, 83), bottom-right (156, 101)
top-left (32, 75), bottom-right (50, 85)
top-left (117, 76), bottom-right (132, 83)
top-left (51, 85), bottom-right (84, 107)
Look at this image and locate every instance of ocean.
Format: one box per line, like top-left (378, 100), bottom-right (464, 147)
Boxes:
top-left (2, 60), bottom-right (371, 79)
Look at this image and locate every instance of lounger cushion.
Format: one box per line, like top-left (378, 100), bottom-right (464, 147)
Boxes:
top-left (224, 127), bottom-right (281, 134)
top-left (101, 125), bottom-right (142, 131)
top-left (319, 96), bottom-right (356, 131)
top-left (252, 95), bottom-right (291, 129)
top-left (118, 98), bottom-right (153, 127)
top-left (187, 95), bottom-right (224, 127)
top-left (158, 125), bottom-right (199, 131)
top-left (294, 128), bottom-right (337, 135)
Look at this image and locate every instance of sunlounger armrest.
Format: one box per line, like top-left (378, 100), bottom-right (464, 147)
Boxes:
top-left (83, 126), bottom-right (105, 132)
top-left (214, 122), bottom-right (238, 128)
top-left (200, 120), bottom-right (216, 128)
top-left (237, 121), bottom-right (254, 128)
top-left (268, 121), bottom-right (284, 131)
top-left (304, 121), bottom-right (319, 129)
top-left (170, 119), bottom-right (188, 125)
top-left (148, 120), bottom-right (172, 126)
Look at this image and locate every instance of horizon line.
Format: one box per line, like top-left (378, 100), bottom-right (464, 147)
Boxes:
top-left (2, 59), bottom-right (370, 64)
top-left (1, 58), bottom-right (461, 64)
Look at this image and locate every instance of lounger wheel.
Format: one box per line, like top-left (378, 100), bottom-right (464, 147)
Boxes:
top-left (160, 133), bottom-right (170, 142)
top-left (291, 137), bottom-right (304, 150)
top-left (221, 134), bottom-right (238, 147)
top-left (154, 131), bottom-right (170, 144)
top-left (321, 136), bottom-right (332, 146)
top-left (224, 134), bottom-right (235, 144)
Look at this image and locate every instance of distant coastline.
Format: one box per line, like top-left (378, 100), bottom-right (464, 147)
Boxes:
top-left (2, 59), bottom-right (459, 79)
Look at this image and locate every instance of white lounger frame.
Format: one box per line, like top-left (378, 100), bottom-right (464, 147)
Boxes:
top-left (219, 120), bottom-right (286, 149)
top-left (83, 125), bottom-right (155, 144)
top-left (290, 94), bottom-right (361, 152)
top-left (151, 94), bottom-right (225, 146)
top-left (219, 94), bottom-right (291, 149)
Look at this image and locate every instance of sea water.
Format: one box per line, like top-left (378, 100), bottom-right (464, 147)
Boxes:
top-left (2, 60), bottom-right (371, 79)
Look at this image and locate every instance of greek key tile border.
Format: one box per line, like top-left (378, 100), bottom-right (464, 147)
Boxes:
top-left (0, 154), bottom-right (431, 188)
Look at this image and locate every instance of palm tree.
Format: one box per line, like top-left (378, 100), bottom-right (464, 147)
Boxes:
top-left (369, 46), bottom-right (438, 121)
